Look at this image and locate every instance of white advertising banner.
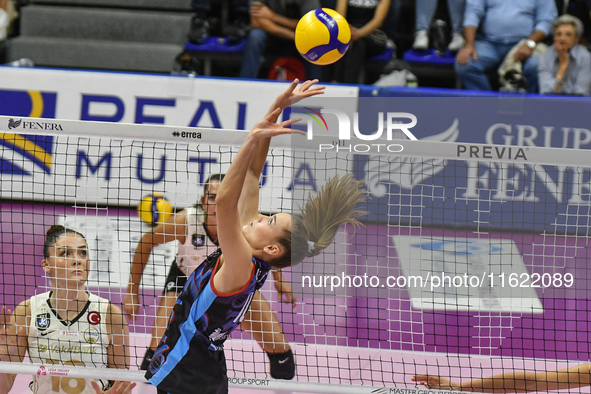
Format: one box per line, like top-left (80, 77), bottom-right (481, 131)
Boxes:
top-left (0, 67), bottom-right (358, 208)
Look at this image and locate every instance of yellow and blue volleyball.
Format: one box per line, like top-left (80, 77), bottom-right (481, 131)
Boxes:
top-left (137, 193), bottom-right (173, 227)
top-left (295, 8), bottom-right (351, 65)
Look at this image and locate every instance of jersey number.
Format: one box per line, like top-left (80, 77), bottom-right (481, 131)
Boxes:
top-left (47, 359), bottom-right (86, 394)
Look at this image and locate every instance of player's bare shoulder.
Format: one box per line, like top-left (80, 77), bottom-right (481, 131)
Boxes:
top-left (13, 299), bottom-right (31, 327)
top-left (106, 302), bottom-right (127, 327)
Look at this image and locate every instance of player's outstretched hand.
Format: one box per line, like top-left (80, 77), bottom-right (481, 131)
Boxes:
top-left (412, 375), bottom-right (456, 390)
top-left (122, 292), bottom-right (140, 321)
top-left (91, 380), bottom-right (137, 394)
top-left (275, 278), bottom-right (297, 308)
top-left (0, 306), bottom-right (25, 362)
top-left (269, 79), bottom-right (325, 119)
top-left (289, 79), bottom-right (325, 104)
top-left (250, 108), bottom-right (304, 141)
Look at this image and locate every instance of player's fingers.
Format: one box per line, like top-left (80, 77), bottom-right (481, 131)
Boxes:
top-left (111, 380), bottom-right (123, 393)
top-left (307, 85), bottom-right (325, 92)
top-left (302, 86), bottom-right (326, 97)
top-left (90, 379), bottom-right (102, 394)
top-left (265, 107), bottom-right (282, 121)
top-left (300, 79), bottom-right (317, 91)
top-left (279, 292), bottom-right (290, 303)
top-left (122, 382), bottom-right (137, 393)
top-left (0, 307), bottom-right (12, 328)
top-left (113, 380), bottom-right (136, 394)
top-left (272, 128), bottom-right (305, 137)
top-left (285, 79), bottom-right (299, 95)
top-left (16, 326), bottom-right (25, 339)
top-left (280, 117), bottom-right (301, 128)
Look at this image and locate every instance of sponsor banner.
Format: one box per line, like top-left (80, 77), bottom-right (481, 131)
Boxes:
top-left (349, 96), bottom-right (591, 234)
top-left (0, 68), bottom-right (357, 207)
top-left (0, 67), bottom-right (357, 127)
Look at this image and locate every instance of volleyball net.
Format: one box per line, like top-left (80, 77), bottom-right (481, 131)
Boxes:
top-left (1, 108), bottom-right (591, 393)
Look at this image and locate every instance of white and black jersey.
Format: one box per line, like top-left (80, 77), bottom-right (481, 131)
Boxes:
top-left (27, 291), bottom-right (110, 394)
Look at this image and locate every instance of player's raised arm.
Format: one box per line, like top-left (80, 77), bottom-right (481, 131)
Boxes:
top-left (214, 110), bottom-right (302, 294)
top-left (238, 79), bottom-right (325, 225)
top-left (124, 211), bottom-right (188, 320)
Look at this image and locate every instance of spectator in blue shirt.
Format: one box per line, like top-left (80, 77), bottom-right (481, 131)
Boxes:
top-left (455, 0), bottom-right (558, 93)
top-left (539, 14), bottom-right (591, 94)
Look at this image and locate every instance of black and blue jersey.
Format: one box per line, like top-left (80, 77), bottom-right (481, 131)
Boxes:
top-left (145, 248), bottom-right (271, 394)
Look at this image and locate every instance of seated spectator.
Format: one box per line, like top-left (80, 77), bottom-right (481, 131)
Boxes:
top-left (188, 0), bottom-right (250, 44)
top-left (328, 0), bottom-right (391, 84)
top-left (412, 0), bottom-right (466, 52)
top-left (455, 0), bottom-right (557, 93)
top-left (239, 0), bottom-right (321, 80)
top-left (560, 0), bottom-right (591, 49)
top-left (539, 14), bottom-right (591, 94)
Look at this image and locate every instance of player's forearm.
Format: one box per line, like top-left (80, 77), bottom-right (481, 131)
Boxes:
top-left (128, 240), bottom-right (154, 292)
top-left (217, 135), bottom-right (258, 208)
top-left (249, 138), bottom-right (271, 177)
top-left (272, 269), bottom-right (283, 281)
top-left (237, 137), bottom-right (270, 222)
top-left (459, 372), bottom-right (544, 393)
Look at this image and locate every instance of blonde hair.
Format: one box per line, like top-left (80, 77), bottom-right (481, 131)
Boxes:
top-left (272, 174), bottom-right (367, 269)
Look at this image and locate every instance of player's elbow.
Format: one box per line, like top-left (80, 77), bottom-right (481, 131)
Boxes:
top-left (139, 231), bottom-right (154, 245)
top-left (214, 192), bottom-right (232, 208)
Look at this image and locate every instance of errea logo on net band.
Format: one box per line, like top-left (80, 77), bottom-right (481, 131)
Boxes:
top-left (303, 109), bottom-right (418, 153)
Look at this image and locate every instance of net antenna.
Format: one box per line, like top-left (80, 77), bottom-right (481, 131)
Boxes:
top-left (1, 115), bottom-right (591, 393)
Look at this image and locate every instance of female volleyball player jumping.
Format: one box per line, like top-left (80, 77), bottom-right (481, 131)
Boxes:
top-left (0, 225), bottom-right (135, 394)
top-left (124, 173), bottom-right (298, 379)
top-left (126, 79), bottom-right (326, 380)
top-left (145, 79), bottom-right (367, 394)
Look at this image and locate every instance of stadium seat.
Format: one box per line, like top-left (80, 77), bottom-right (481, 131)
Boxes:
top-left (360, 45), bottom-right (396, 85)
top-left (185, 37), bottom-right (246, 76)
top-left (7, 3), bottom-right (191, 72)
top-left (402, 48), bottom-right (459, 88)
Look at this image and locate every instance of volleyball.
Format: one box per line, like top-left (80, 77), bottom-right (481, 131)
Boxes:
top-left (295, 8), bottom-right (351, 65)
top-left (137, 193), bottom-right (173, 226)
